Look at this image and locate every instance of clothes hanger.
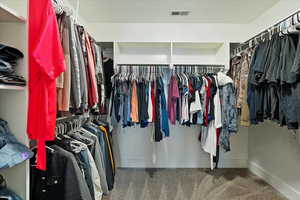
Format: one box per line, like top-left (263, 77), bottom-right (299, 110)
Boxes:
top-left (288, 15), bottom-right (300, 34)
top-left (281, 21), bottom-right (290, 36)
top-left (30, 144), bottom-right (55, 153)
top-left (295, 12), bottom-right (300, 28)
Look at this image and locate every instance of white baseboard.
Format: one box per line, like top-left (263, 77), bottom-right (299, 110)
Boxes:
top-left (249, 161), bottom-right (300, 200)
top-left (117, 158), bottom-right (247, 168)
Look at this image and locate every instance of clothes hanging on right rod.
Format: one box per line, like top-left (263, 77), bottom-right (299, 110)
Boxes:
top-left (230, 10), bottom-right (300, 130)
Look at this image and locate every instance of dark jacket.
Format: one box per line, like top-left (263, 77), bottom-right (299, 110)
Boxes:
top-left (30, 145), bottom-right (93, 200)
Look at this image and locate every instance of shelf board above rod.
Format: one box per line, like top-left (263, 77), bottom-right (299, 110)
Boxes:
top-left (117, 64), bottom-right (170, 66)
top-left (0, 3), bottom-right (26, 23)
top-left (0, 84), bottom-right (25, 90)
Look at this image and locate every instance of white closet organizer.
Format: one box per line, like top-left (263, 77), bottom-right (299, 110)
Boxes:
top-left (114, 42), bottom-right (228, 67)
top-left (0, 2), bottom-right (29, 200)
top-left (172, 42), bottom-right (225, 66)
top-left (111, 41), bottom-right (247, 169)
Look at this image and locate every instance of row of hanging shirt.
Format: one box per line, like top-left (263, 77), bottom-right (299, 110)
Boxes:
top-left (30, 116), bottom-right (115, 200)
top-left (54, 2), bottom-right (107, 117)
top-left (229, 13), bottom-right (300, 131)
top-left (108, 64), bottom-right (238, 169)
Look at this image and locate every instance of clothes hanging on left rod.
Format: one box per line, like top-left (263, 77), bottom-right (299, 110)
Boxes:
top-left (54, 7), bottom-right (107, 117)
top-left (30, 115), bottom-right (115, 200)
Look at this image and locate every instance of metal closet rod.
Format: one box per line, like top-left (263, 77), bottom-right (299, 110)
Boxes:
top-left (235, 9), bottom-right (300, 51)
top-left (117, 64), bottom-right (224, 67)
top-left (56, 115), bottom-right (87, 124)
top-left (174, 64), bottom-right (225, 67)
top-left (117, 64), bottom-right (169, 66)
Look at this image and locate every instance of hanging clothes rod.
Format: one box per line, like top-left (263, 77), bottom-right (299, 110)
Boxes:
top-left (234, 9), bottom-right (300, 55)
top-left (117, 64), bottom-right (170, 66)
top-left (117, 64), bottom-right (224, 67)
top-left (56, 115), bottom-right (87, 124)
top-left (174, 64), bottom-right (225, 68)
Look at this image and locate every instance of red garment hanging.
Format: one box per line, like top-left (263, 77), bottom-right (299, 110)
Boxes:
top-left (204, 77), bottom-right (212, 126)
top-left (28, 0), bottom-right (66, 170)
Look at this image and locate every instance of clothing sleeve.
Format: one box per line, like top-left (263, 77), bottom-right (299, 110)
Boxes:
top-left (172, 77), bottom-right (180, 99)
top-left (64, 152), bottom-right (93, 200)
top-left (214, 77), bottom-right (222, 128)
top-left (32, 3), bottom-right (66, 80)
top-left (86, 149), bottom-right (103, 199)
top-left (228, 85), bottom-right (238, 133)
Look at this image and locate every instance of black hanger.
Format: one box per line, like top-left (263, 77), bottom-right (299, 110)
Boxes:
top-left (0, 174), bottom-right (6, 188)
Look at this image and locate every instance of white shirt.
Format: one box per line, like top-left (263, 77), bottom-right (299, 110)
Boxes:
top-left (214, 75), bottom-right (222, 129)
top-left (148, 82), bottom-right (153, 122)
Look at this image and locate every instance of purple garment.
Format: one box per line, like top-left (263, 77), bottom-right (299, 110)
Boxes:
top-left (168, 76), bottom-right (180, 125)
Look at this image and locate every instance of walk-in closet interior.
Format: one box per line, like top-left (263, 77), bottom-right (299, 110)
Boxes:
top-left (0, 0), bottom-right (300, 200)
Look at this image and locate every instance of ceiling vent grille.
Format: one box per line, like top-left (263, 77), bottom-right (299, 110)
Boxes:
top-left (171, 11), bottom-right (190, 16)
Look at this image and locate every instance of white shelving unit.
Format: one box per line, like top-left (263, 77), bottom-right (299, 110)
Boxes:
top-left (0, 2), bottom-right (26, 23)
top-left (0, 2), bottom-right (29, 200)
top-left (115, 42), bottom-right (171, 65)
top-left (114, 41), bottom-right (228, 68)
top-left (172, 42), bottom-right (225, 65)
top-left (0, 85), bottom-right (25, 90)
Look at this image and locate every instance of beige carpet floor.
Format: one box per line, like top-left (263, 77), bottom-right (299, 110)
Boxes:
top-left (103, 168), bottom-right (287, 200)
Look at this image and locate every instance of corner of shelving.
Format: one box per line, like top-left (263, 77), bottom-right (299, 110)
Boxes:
top-left (0, 2), bottom-right (27, 23)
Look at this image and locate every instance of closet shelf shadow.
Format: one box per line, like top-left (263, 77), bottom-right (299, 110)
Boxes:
top-left (0, 2), bottom-right (26, 23)
top-left (0, 84), bottom-right (25, 90)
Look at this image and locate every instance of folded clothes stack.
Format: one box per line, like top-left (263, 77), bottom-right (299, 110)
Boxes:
top-left (0, 44), bottom-right (26, 86)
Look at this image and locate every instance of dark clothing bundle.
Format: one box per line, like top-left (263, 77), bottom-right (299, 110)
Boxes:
top-left (0, 44), bottom-right (26, 86)
top-left (230, 33), bottom-right (300, 130)
top-left (103, 58), bottom-right (114, 98)
top-left (30, 122), bottom-right (115, 200)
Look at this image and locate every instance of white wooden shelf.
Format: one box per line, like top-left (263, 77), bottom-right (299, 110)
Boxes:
top-left (0, 84), bottom-right (25, 90)
top-left (0, 2), bottom-right (26, 23)
top-left (114, 41), bottom-right (227, 67)
top-left (172, 42), bottom-right (224, 50)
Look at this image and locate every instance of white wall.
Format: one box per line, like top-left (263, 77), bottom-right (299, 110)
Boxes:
top-left (246, 1), bottom-right (300, 199)
top-left (87, 22), bottom-right (248, 43)
top-left (248, 122), bottom-right (300, 200)
top-left (247, 0), bottom-right (300, 39)
top-left (0, 0), bottom-right (27, 18)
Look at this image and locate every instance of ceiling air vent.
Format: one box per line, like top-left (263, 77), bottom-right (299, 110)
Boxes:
top-left (171, 11), bottom-right (190, 16)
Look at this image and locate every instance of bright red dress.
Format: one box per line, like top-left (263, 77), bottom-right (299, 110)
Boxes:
top-left (28, 0), bottom-right (66, 170)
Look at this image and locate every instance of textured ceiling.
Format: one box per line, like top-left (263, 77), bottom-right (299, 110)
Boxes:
top-left (69, 0), bottom-right (280, 23)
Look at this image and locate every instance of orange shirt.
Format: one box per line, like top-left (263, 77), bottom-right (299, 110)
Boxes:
top-left (130, 80), bottom-right (139, 122)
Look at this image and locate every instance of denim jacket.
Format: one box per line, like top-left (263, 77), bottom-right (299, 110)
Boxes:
top-left (217, 72), bottom-right (238, 152)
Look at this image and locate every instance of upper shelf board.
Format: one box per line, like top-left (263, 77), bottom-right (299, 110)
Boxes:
top-left (0, 3), bottom-right (26, 23)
